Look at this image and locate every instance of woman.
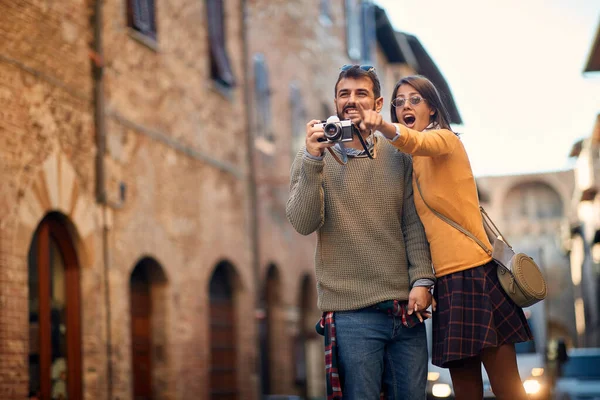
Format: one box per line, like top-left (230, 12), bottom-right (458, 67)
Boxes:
top-left (357, 75), bottom-right (532, 399)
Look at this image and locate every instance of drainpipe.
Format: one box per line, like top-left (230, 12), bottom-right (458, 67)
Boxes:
top-left (241, 0), bottom-right (263, 398)
top-left (91, 1), bottom-right (115, 399)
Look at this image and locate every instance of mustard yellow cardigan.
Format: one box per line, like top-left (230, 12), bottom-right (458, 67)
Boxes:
top-left (391, 124), bottom-right (493, 277)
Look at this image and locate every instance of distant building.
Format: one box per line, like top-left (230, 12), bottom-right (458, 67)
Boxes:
top-left (565, 115), bottom-right (600, 347)
top-left (558, 18), bottom-right (600, 348)
top-left (477, 170), bottom-right (577, 347)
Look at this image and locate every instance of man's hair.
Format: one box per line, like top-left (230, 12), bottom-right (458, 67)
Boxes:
top-left (390, 75), bottom-right (452, 131)
top-left (334, 65), bottom-right (381, 99)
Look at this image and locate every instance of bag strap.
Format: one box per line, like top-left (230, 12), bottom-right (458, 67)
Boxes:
top-left (415, 179), bottom-right (493, 257)
top-left (479, 205), bottom-right (512, 248)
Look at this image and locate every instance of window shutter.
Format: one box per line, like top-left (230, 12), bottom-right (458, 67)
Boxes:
top-left (290, 83), bottom-right (306, 154)
top-left (207, 0), bottom-right (236, 87)
top-left (360, 1), bottom-right (375, 62)
top-left (345, 0), bottom-right (362, 60)
top-left (131, 0), bottom-right (156, 40)
top-left (320, 0), bottom-right (332, 22)
top-left (254, 54), bottom-right (272, 140)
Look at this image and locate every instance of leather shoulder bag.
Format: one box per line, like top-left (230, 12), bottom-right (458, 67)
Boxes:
top-left (415, 180), bottom-right (547, 308)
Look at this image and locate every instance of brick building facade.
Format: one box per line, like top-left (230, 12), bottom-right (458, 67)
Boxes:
top-left (0, 1), bottom-right (461, 399)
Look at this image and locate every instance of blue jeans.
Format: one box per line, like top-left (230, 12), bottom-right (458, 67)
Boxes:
top-left (335, 306), bottom-right (428, 400)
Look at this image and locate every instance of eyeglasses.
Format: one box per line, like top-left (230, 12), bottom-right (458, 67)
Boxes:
top-left (391, 96), bottom-right (425, 108)
top-left (340, 64), bottom-right (376, 73)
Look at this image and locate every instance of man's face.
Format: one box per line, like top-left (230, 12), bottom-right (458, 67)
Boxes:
top-left (334, 76), bottom-right (383, 125)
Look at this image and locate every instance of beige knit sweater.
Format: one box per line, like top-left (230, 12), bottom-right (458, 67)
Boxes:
top-left (286, 137), bottom-right (434, 311)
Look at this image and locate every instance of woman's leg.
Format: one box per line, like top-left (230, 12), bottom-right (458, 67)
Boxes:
top-left (448, 356), bottom-right (484, 400)
top-left (481, 344), bottom-right (528, 400)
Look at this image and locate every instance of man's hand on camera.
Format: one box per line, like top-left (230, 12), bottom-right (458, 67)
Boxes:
top-left (306, 119), bottom-right (335, 157)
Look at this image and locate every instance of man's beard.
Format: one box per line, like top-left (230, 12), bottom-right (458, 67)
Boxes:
top-left (337, 104), bottom-right (361, 123)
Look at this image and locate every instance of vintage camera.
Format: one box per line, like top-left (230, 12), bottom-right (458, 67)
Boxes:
top-left (316, 116), bottom-right (354, 143)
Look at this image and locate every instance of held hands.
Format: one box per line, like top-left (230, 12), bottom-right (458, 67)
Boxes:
top-left (305, 119), bottom-right (335, 158)
top-left (407, 286), bottom-right (435, 323)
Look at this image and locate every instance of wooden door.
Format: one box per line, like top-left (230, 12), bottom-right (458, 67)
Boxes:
top-left (131, 272), bottom-right (153, 400)
top-left (209, 264), bottom-right (238, 400)
top-left (28, 215), bottom-right (82, 400)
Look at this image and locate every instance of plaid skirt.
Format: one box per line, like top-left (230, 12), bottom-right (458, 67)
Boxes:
top-left (432, 260), bottom-right (533, 368)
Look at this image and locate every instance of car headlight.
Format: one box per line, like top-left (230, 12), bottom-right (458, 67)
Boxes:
top-left (428, 372), bottom-right (440, 381)
top-left (531, 367), bottom-right (544, 377)
top-left (432, 383), bottom-right (452, 398)
top-left (523, 379), bottom-right (542, 394)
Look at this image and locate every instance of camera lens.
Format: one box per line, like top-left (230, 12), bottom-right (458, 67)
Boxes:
top-left (323, 123), bottom-right (341, 140)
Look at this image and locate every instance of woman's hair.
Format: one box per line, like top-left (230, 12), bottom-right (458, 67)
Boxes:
top-left (390, 75), bottom-right (453, 131)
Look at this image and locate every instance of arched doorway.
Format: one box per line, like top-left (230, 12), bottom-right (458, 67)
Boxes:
top-left (295, 275), bottom-right (311, 397)
top-left (260, 264), bottom-right (282, 396)
top-left (296, 274), bottom-right (324, 399)
top-left (129, 257), bottom-right (169, 400)
top-left (28, 213), bottom-right (82, 399)
top-left (209, 261), bottom-right (239, 400)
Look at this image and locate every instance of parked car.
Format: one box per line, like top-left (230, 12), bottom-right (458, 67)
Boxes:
top-left (552, 347), bottom-right (600, 400)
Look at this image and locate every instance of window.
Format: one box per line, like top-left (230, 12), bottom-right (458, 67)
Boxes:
top-left (207, 0), bottom-right (236, 87)
top-left (345, 0), bottom-right (362, 60)
top-left (360, 1), bottom-right (375, 62)
top-left (254, 54), bottom-right (274, 153)
top-left (28, 214), bottom-right (82, 400)
top-left (290, 83), bottom-right (307, 156)
top-left (320, 0), bottom-right (333, 25)
top-left (127, 0), bottom-right (157, 40)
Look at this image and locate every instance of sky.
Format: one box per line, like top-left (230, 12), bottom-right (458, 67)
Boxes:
top-left (374, 0), bottom-right (600, 177)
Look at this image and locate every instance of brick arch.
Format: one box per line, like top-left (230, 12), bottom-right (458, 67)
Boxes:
top-left (503, 180), bottom-right (564, 221)
top-left (14, 149), bottom-right (99, 265)
top-left (129, 256), bottom-right (171, 400)
top-left (128, 254), bottom-right (170, 284)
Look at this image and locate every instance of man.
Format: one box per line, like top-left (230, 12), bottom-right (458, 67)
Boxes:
top-left (286, 65), bottom-right (435, 399)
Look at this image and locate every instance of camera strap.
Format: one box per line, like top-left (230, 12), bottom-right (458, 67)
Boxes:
top-left (326, 147), bottom-right (346, 165)
top-left (355, 129), bottom-right (374, 159)
top-left (328, 129), bottom-right (376, 165)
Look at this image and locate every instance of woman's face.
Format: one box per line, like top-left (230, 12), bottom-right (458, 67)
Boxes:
top-left (393, 83), bottom-right (435, 132)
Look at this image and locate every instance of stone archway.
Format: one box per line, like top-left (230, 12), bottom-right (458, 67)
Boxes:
top-left (9, 148), bottom-right (101, 399)
top-left (15, 149), bottom-right (99, 265)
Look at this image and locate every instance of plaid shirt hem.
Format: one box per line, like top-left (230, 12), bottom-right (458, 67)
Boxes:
top-left (316, 300), bottom-right (425, 399)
